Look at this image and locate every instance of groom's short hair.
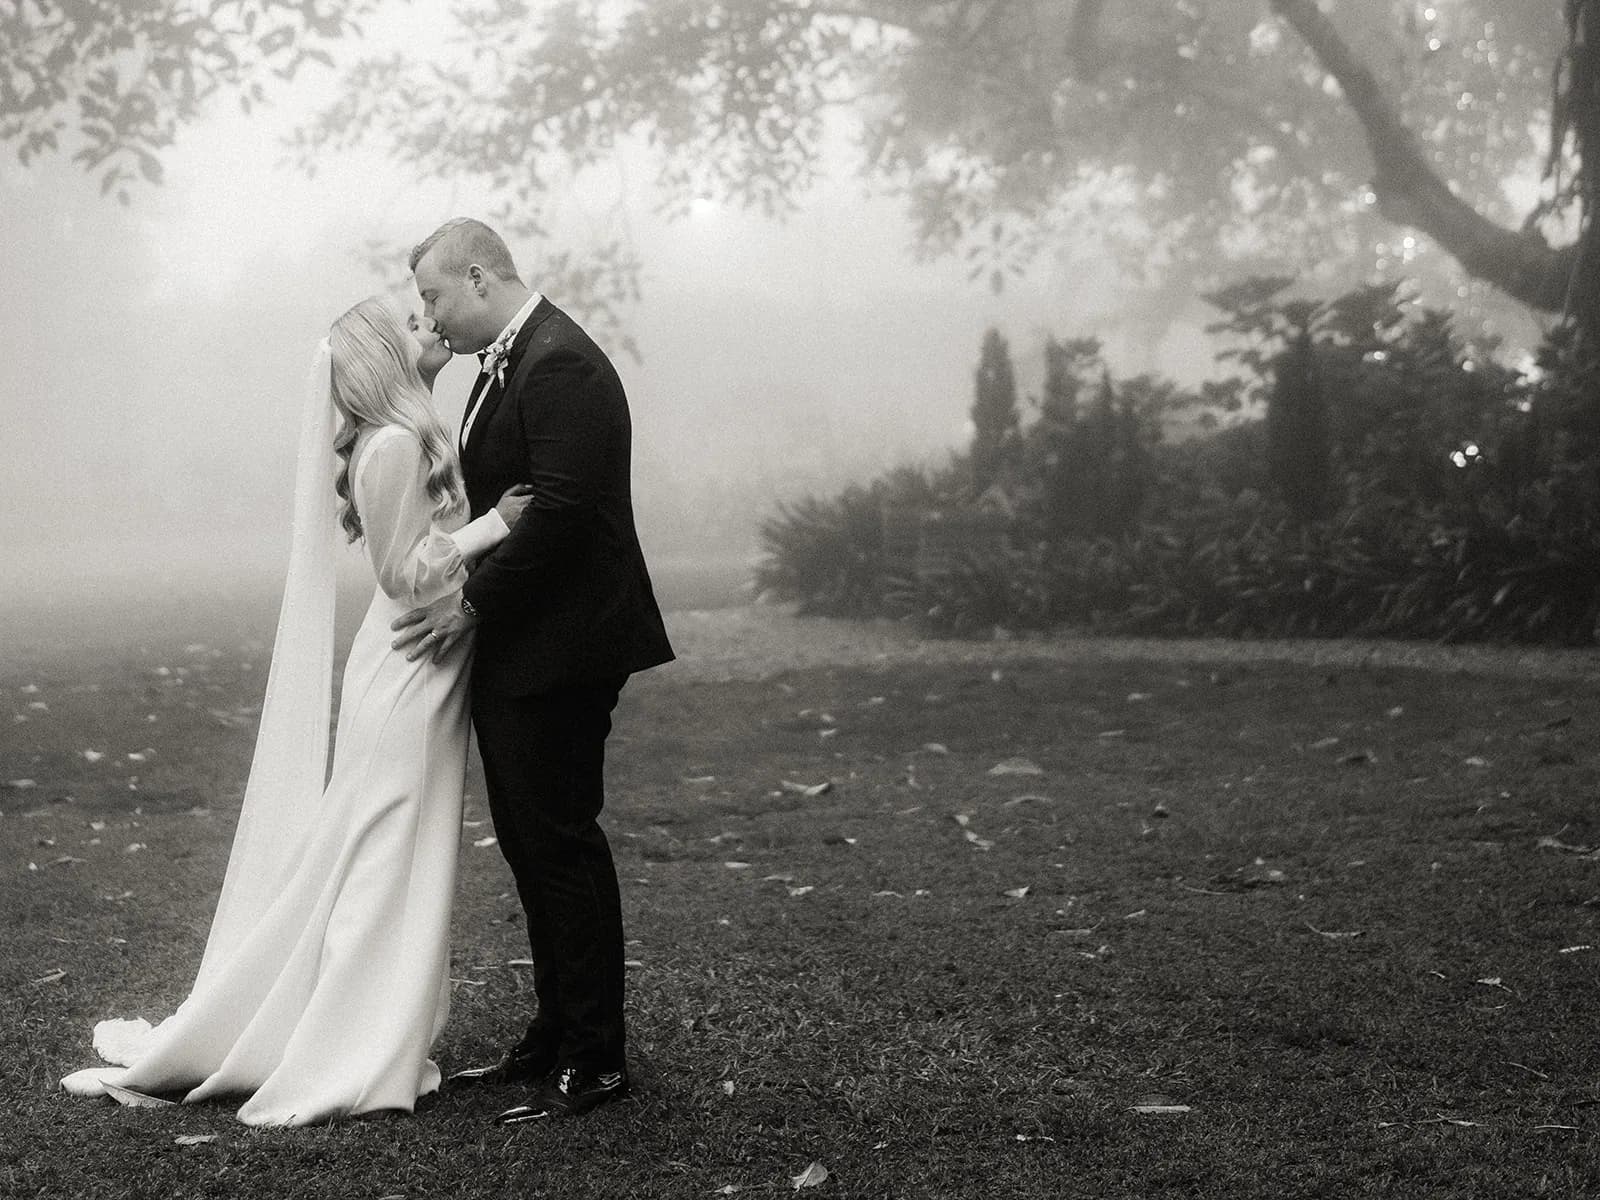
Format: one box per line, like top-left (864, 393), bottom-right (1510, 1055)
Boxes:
top-left (409, 218), bottom-right (521, 282)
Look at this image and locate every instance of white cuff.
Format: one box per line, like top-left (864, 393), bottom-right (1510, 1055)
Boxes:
top-left (449, 508), bottom-right (512, 562)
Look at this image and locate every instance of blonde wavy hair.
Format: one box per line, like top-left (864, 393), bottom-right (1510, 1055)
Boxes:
top-left (328, 295), bottom-right (465, 543)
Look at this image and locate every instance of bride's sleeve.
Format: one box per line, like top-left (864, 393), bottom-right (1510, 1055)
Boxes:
top-left (448, 507), bottom-right (510, 565)
top-left (354, 431), bottom-right (471, 607)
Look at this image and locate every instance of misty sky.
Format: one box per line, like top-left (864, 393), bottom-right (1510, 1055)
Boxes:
top-left (1, 3), bottom-right (1219, 593)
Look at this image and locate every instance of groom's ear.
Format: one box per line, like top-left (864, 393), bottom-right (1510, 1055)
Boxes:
top-left (467, 264), bottom-right (488, 295)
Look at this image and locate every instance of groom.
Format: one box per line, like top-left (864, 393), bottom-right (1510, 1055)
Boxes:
top-left (393, 217), bottom-right (674, 1124)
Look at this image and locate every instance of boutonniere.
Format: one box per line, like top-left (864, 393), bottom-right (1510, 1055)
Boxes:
top-left (480, 333), bottom-right (514, 388)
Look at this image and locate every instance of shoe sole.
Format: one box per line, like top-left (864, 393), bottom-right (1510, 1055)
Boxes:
top-left (494, 1085), bottom-right (630, 1125)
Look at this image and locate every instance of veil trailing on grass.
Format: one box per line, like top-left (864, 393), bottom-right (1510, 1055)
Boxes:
top-left (64, 339), bottom-right (344, 1094)
top-left (193, 338), bottom-right (341, 984)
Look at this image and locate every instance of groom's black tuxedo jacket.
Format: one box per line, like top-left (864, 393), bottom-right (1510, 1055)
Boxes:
top-left (458, 297), bottom-right (674, 697)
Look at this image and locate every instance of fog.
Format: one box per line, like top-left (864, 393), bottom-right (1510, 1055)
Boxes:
top-left (0, 4), bottom-right (1213, 621)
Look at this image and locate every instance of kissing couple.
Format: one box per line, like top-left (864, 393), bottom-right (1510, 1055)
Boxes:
top-left (61, 218), bottom-right (675, 1126)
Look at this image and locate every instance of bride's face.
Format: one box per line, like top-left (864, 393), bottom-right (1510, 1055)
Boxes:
top-left (406, 312), bottom-right (452, 377)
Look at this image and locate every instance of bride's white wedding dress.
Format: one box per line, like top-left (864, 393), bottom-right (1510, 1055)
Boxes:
top-left (62, 424), bottom-right (500, 1126)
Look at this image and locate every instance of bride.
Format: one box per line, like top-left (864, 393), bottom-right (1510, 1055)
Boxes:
top-left (61, 296), bottom-right (530, 1126)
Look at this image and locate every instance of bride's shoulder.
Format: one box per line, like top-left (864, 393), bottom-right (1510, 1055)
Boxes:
top-left (351, 424), bottom-right (420, 482)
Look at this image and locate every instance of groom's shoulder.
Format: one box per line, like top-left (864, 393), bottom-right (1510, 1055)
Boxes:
top-left (526, 307), bottom-right (622, 378)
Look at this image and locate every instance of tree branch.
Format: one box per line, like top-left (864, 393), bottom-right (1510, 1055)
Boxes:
top-left (1269, 0), bottom-right (1577, 313)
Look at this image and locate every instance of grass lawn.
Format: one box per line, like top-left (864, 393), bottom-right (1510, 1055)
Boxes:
top-left (5, 599), bottom-right (1600, 1198)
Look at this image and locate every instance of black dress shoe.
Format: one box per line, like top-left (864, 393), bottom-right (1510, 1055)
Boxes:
top-left (495, 1065), bottom-right (630, 1124)
top-left (447, 1043), bottom-right (558, 1088)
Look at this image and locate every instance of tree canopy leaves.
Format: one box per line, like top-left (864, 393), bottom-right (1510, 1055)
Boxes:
top-left (1, 0), bottom-right (377, 203)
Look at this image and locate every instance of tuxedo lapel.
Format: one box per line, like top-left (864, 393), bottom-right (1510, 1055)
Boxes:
top-left (459, 370), bottom-right (492, 458)
top-left (462, 299), bottom-right (559, 463)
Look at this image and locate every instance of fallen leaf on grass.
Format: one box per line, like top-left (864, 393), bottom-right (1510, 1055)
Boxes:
top-left (174, 1135), bottom-right (218, 1146)
top-left (781, 780), bottom-right (833, 797)
top-left (1003, 794), bottom-right (1052, 808)
top-left (1130, 1104), bottom-right (1191, 1115)
top-left (787, 886), bottom-right (814, 897)
top-left (1015, 1133), bottom-right (1057, 1142)
top-left (1536, 834), bottom-right (1596, 856)
top-left (3, 779), bottom-right (37, 790)
top-left (871, 890), bottom-right (903, 898)
top-left (952, 813), bottom-right (994, 850)
top-left (1340, 749), bottom-right (1377, 766)
top-left (714, 1186), bottom-right (741, 1196)
top-left (82, 750), bottom-right (105, 763)
top-left (921, 742), bottom-right (948, 755)
top-left (103, 1082), bottom-right (175, 1108)
top-left (32, 969), bottom-right (66, 984)
top-left (1560, 945), bottom-right (1594, 955)
top-left (1310, 736), bottom-right (1340, 750)
top-left (1307, 924), bottom-right (1363, 940)
top-left (507, 958), bottom-right (535, 967)
top-left (722, 1080), bottom-right (736, 1096)
top-left (1004, 886), bottom-right (1030, 899)
top-left (790, 1162), bottom-right (829, 1190)
top-left (472, 836), bottom-right (498, 848)
top-left (1463, 756), bottom-right (1489, 768)
top-left (1534, 1124), bottom-right (1579, 1132)
top-left (988, 757), bottom-right (1043, 777)
top-left (724, 861), bottom-right (751, 870)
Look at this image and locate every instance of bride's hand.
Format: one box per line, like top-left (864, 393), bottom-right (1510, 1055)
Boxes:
top-left (496, 484), bottom-right (535, 527)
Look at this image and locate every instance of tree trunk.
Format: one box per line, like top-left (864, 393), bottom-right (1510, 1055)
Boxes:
top-left (1269, 0), bottom-right (1579, 315)
top-left (1557, 0), bottom-right (1600, 345)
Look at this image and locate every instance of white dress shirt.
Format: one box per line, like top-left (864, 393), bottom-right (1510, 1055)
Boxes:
top-left (460, 291), bottom-right (543, 453)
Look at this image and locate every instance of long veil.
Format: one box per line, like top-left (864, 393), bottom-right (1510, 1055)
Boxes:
top-left (194, 339), bottom-right (341, 983)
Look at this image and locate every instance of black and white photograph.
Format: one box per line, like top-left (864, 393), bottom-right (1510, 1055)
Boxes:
top-left (4, 1), bottom-right (1600, 1196)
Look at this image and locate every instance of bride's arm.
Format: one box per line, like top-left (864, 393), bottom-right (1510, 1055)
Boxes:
top-left (444, 485), bottom-right (533, 566)
top-left (354, 431), bottom-right (473, 608)
top-left (446, 508), bottom-right (508, 566)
